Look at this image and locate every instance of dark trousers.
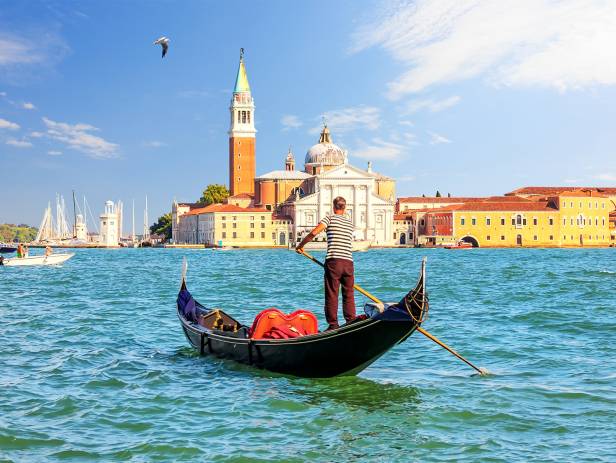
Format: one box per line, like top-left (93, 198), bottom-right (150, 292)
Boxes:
top-left (324, 258), bottom-right (356, 327)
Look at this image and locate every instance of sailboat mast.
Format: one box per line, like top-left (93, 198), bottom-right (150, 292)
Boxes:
top-left (72, 190), bottom-right (77, 239)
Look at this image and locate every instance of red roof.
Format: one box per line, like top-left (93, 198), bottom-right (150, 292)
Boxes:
top-left (507, 186), bottom-right (616, 196)
top-left (398, 196), bottom-right (482, 203)
top-left (186, 203), bottom-right (269, 215)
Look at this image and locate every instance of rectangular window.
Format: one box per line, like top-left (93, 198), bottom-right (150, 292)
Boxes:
top-left (233, 223), bottom-right (237, 228)
top-left (471, 218), bottom-right (476, 225)
top-left (486, 235), bottom-right (491, 240)
top-left (250, 223), bottom-right (254, 228)
top-left (523, 218), bottom-right (527, 226)
top-left (222, 216), bottom-right (226, 220)
top-left (461, 218), bottom-right (465, 226)
top-left (486, 218), bottom-right (491, 225)
top-left (533, 218), bottom-right (538, 226)
top-left (549, 235), bottom-right (553, 240)
top-left (247, 111), bottom-right (251, 124)
top-left (261, 216), bottom-right (265, 220)
top-left (272, 232), bottom-right (276, 239)
top-left (222, 232), bottom-right (226, 239)
top-left (250, 216), bottom-right (254, 220)
top-left (549, 218), bottom-right (554, 226)
top-left (501, 218), bottom-right (505, 226)
top-left (250, 232), bottom-right (254, 238)
top-left (570, 201), bottom-right (573, 207)
top-left (563, 235), bottom-right (566, 240)
top-left (534, 235), bottom-right (538, 241)
top-left (501, 235), bottom-right (505, 240)
top-left (261, 232), bottom-right (265, 239)
top-left (261, 223), bottom-right (265, 228)
top-left (232, 232), bottom-right (237, 238)
top-left (511, 218), bottom-right (515, 226)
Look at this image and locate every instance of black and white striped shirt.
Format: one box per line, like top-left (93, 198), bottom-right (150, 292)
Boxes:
top-left (321, 213), bottom-right (353, 261)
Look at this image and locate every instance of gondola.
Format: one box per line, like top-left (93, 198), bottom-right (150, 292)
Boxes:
top-left (176, 258), bottom-right (428, 378)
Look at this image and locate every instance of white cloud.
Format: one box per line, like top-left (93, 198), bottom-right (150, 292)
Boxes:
top-left (142, 140), bottom-right (166, 148)
top-left (22, 102), bottom-right (36, 110)
top-left (0, 118), bottom-right (20, 130)
top-left (6, 139), bottom-right (32, 148)
top-left (47, 150), bottom-right (62, 156)
top-left (404, 96), bottom-right (461, 114)
top-left (310, 106), bottom-right (381, 135)
top-left (29, 131), bottom-right (44, 138)
top-left (595, 173), bottom-right (616, 182)
top-left (281, 114), bottom-right (303, 130)
top-left (352, 0), bottom-right (616, 98)
top-left (352, 138), bottom-right (405, 160)
top-left (0, 31), bottom-right (69, 67)
top-left (428, 131), bottom-right (452, 145)
top-left (42, 117), bottom-right (119, 159)
top-left (0, 91), bottom-right (6, 97)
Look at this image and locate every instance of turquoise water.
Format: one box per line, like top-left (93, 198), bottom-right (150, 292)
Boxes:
top-left (1, 248), bottom-right (616, 462)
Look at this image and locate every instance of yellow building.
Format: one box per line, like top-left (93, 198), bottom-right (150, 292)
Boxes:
top-left (422, 191), bottom-right (611, 247)
top-left (174, 204), bottom-right (291, 247)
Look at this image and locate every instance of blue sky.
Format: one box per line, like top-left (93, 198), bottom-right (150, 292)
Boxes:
top-left (2, 0), bottom-right (616, 229)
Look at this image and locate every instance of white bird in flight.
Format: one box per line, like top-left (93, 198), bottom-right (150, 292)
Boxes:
top-left (153, 36), bottom-right (170, 58)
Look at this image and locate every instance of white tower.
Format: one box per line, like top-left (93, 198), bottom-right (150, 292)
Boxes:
top-left (75, 214), bottom-right (88, 241)
top-left (99, 200), bottom-right (119, 247)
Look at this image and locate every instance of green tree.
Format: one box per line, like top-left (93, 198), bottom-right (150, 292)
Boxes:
top-left (0, 224), bottom-right (38, 242)
top-left (199, 184), bottom-right (230, 205)
top-left (150, 213), bottom-right (172, 240)
top-left (436, 190), bottom-right (442, 197)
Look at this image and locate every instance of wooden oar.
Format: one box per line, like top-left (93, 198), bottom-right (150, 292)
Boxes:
top-left (298, 249), bottom-right (487, 376)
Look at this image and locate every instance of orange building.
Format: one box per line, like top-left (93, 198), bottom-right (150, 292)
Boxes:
top-left (228, 49), bottom-right (256, 197)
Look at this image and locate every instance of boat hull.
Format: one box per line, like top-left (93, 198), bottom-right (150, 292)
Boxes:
top-left (1, 253), bottom-right (74, 267)
top-left (180, 316), bottom-right (416, 377)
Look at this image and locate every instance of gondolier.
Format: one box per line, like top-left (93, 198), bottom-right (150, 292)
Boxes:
top-left (296, 196), bottom-right (356, 331)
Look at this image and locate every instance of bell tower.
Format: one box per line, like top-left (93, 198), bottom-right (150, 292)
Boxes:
top-left (229, 48), bottom-right (256, 196)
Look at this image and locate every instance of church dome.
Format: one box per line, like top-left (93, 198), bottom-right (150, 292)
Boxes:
top-left (304, 125), bottom-right (346, 168)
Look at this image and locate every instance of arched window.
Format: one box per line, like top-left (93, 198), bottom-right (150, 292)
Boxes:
top-left (237, 111), bottom-right (241, 123)
top-left (516, 214), bottom-right (522, 226)
top-left (247, 111), bottom-right (251, 124)
top-left (242, 111), bottom-right (247, 123)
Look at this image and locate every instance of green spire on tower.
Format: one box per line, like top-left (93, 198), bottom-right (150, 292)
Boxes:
top-left (233, 48), bottom-right (251, 93)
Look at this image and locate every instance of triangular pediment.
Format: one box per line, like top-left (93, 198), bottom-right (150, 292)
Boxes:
top-left (318, 163), bottom-right (373, 180)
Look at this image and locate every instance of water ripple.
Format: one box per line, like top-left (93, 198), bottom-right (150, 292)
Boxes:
top-left (1, 248), bottom-right (616, 461)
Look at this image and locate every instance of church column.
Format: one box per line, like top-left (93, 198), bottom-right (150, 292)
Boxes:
top-left (366, 185), bottom-right (373, 240)
top-left (353, 186), bottom-right (358, 230)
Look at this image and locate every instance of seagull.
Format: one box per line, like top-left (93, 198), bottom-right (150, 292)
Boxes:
top-left (153, 36), bottom-right (170, 58)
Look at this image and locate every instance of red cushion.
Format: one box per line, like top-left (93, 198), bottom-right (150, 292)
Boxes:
top-left (249, 308), bottom-right (318, 339)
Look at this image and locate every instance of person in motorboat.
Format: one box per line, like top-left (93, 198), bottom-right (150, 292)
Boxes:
top-left (16, 243), bottom-right (24, 258)
top-left (45, 246), bottom-right (52, 257)
top-left (296, 196), bottom-right (356, 331)
top-left (23, 245), bottom-right (29, 258)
